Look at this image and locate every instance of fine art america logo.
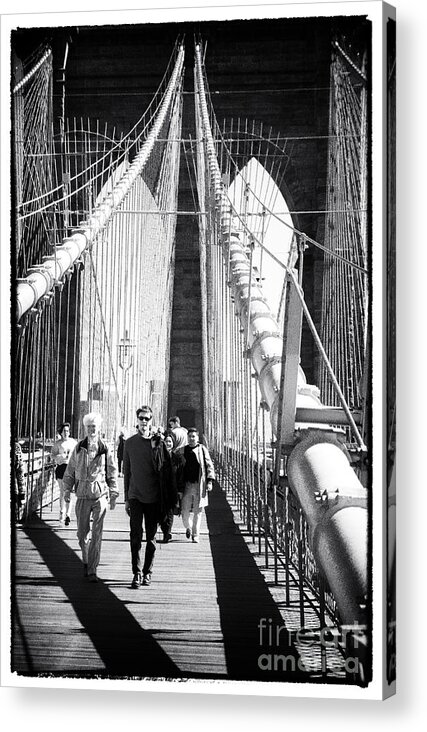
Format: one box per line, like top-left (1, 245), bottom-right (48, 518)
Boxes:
top-left (257, 617), bottom-right (365, 675)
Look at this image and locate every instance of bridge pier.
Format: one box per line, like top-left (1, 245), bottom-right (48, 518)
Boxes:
top-left (167, 67), bottom-right (204, 432)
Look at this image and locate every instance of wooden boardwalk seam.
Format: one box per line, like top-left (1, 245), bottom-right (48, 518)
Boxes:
top-left (11, 481), bottom-right (347, 685)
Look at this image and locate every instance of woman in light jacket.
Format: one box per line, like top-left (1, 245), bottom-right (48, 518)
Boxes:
top-left (180, 427), bottom-right (215, 543)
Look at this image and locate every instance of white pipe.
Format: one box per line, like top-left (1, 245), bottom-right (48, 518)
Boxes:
top-left (287, 431), bottom-right (368, 625)
top-left (13, 48), bottom-right (52, 95)
top-left (16, 46), bottom-right (185, 323)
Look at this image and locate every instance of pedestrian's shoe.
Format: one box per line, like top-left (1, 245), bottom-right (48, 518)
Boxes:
top-left (131, 572), bottom-right (141, 589)
top-left (64, 516), bottom-right (70, 526)
top-left (192, 536), bottom-right (199, 543)
top-left (186, 528), bottom-right (191, 540)
top-left (83, 563), bottom-right (88, 577)
top-left (163, 533), bottom-right (172, 543)
top-left (88, 573), bottom-right (98, 583)
top-left (142, 573), bottom-right (152, 586)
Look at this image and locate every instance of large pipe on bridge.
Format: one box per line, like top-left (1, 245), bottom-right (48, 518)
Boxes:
top-left (195, 44), bottom-right (368, 626)
top-left (16, 45), bottom-right (185, 323)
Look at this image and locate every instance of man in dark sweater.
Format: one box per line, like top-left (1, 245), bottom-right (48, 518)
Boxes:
top-left (123, 405), bottom-right (173, 588)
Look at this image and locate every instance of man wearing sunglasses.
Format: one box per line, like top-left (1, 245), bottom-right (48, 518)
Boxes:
top-left (123, 405), bottom-right (174, 588)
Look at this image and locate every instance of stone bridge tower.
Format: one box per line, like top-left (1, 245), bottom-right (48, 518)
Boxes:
top-left (12, 15), bottom-right (370, 432)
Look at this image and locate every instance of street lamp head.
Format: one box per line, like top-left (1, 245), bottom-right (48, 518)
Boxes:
top-left (118, 330), bottom-right (135, 371)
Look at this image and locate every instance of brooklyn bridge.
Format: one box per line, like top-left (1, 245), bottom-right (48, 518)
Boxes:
top-left (8, 15), bottom-right (391, 690)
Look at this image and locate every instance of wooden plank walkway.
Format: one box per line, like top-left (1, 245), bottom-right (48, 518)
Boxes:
top-left (12, 479), bottom-right (348, 685)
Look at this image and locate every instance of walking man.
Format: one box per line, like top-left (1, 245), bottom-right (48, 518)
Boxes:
top-left (116, 429), bottom-right (125, 477)
top-left (63, 412), bottom-right (118, 582)
top-left (52, 422), bottom-right (77, 525)
top-left (168, 415), bottom-right (188, 447)
top-left (124, 406), bottom-right (174, 588)
top-left (181, 427), bottom-right (215, 543)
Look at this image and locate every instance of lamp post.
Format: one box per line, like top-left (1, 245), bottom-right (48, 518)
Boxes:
top-left (118, 330), bottom-right (135, 429)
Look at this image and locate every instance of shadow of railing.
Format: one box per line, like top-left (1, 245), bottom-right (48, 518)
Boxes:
top-left (205, 483), bottom-right (313, 683)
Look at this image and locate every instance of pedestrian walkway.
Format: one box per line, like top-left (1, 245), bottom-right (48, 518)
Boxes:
top-left (12, 480), bottom-right (348, 684)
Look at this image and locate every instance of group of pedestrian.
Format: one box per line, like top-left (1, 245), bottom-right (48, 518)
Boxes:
top-left (55, 408), bottom-right (215, 588)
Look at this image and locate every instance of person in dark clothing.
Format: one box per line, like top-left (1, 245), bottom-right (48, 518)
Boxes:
top-left (160, 431), bottom-right (184, 542)
top-left (181, 427), bottom-right (215, 543)
top-left (123, 406), bottom-right (174, 588)
top-left (116, 430), bottom-right (125, 476)
top-left (168, 415), bottom-right (188, 447)
top-left (14, 441), bottom-right (26, 524)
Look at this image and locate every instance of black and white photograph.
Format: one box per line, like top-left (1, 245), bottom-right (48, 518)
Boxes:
top-left (1, 0), bottom-right (400, 707)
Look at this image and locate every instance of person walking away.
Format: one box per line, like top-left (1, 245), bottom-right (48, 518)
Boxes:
top-left (116, 429), bottom-right (125, 477)
top-left (62, 412), bottom-right (118, 582)
top-left (14, 441), bottom-right (26, 524)
top-left (181, 427), bottom-right (215, 543)
top-left (160, 431), bottom-right (183, 542)
top-left (123, 406), bottom-right (173, 588)
top-left (168, 416), bottom-right (188, 447)
top-left (52, 422), bottom-right (77, 525)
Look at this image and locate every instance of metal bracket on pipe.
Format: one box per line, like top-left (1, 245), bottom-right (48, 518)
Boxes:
top-left (296, 406), bottom-right (363, 426)
top-left (28, 306), bottom-right (41, 323)
top-left (271, 275), bottom-right (304, 445)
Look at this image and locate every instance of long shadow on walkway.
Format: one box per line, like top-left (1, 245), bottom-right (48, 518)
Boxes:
top-left (205, 484), bottom-right (312, 684)
top-left (13, 518), bottom-right (181, 679)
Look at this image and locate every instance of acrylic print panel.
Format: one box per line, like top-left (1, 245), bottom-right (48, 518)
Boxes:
top-left (2, 1), bottom-right (393, 700)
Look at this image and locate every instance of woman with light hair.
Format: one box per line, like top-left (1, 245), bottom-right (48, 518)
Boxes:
top-left (63, 412), bottom-right (118, 582)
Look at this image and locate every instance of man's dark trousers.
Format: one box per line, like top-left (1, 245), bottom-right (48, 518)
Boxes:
top-left (129, 499), bottom-right (159, 576)
top-left (160, 508), bottom-right (174, 537)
